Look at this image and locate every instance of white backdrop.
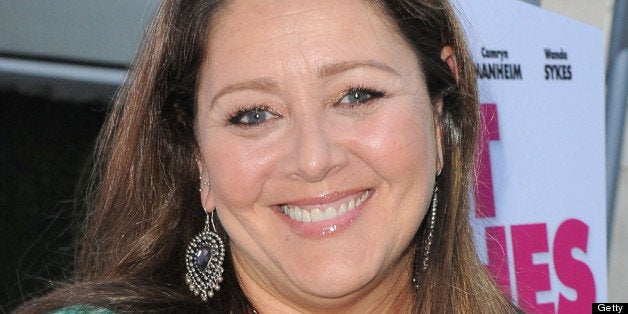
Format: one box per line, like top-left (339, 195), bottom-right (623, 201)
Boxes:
top-left (453, 0), bottom-right (607, 312)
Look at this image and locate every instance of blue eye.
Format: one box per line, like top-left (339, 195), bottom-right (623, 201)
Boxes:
top-left (228, 107), bottom-right (276, 126)
top-left (340, 88), bottom-right (385, 105)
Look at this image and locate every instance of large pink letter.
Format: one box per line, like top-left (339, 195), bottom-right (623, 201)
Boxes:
top-left (553, 219), bottom-right (595, 313)
top-left (512, 224), bottom-right (554, 313)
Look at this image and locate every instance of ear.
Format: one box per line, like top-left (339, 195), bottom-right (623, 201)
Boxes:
top-left (433, 45), bottom-right (458, 177)
top-left (196, 156), bottom-right (215, 213)
top-left (433, 100), bottom-right (444, 177)
top-left (440, 45), bottom-right (459, 82)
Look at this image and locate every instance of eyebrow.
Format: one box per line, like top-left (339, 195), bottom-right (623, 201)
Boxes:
top-left (211, 77), bottom-right (277, 105)
top-left (210, 60), bottom-right (399, 106)
top-left (318, 60), bottom-right (400, 78)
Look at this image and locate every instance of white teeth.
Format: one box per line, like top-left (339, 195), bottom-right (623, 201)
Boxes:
top-left (280, 190), bottom-right (369, 223)
top-left (294, 207), bottom-right (302, 222)
top-left (338, 204), bottom-right (347, 215)
top-left (310, 208), bottom-right (324, 222)
top-left (324, 206), bottom-right (337, 220)
top-left (302, 210), bottom-right (311, 222)
top-left (360, 190), bottom-right (369, 203)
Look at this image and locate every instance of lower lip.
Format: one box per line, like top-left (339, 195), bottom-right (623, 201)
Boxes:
top-left (276, 191), bottom-right (372, 238)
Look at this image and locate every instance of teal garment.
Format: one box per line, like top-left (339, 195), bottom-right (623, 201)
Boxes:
top-left (51, 306), bottom-right (114, 314)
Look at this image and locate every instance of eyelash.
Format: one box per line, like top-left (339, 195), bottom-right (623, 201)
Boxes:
top-left (227, 104), bottom-right (278, 127)
top-left (335, 85), bottom-right (386, 107)
top-left (225, 86), bottom-right (386, 127)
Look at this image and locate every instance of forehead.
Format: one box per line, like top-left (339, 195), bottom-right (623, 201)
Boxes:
top-left (201, 0), bottom-right (417, 87)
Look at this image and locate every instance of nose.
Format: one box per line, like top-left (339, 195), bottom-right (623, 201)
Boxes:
top-left (287, 113), bottom-right (347, 182)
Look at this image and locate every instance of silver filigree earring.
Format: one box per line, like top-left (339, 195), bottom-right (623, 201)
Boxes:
top-left (412, 186), bottom-right (438, 289)
top-left (185, 210), bottom-right (226, 301)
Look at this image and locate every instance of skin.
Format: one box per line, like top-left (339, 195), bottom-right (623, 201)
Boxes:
top-left (195, 0), bottom-right (446, 311)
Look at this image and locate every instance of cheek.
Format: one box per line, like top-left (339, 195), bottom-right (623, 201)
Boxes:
top-left (200, 133), bottom-right (281, 209)
top-left (352, 103), bottom-right (436, 181)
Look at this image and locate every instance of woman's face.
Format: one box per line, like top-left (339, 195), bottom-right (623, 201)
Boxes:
top-left (195, 0), bottom-right (442, 309)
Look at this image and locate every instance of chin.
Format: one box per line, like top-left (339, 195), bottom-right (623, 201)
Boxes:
top-left (287, 260), bottom-right (381, 299)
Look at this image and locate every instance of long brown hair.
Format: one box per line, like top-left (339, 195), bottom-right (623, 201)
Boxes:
top-left (377, 1), bottom-right (518, 312)
top-left (17, 0), bottom-right (518, 312)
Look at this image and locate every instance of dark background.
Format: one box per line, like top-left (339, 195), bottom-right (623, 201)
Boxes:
top-left (0, 90), bottom-right (105, 312)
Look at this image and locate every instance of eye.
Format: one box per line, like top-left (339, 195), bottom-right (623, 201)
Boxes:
top-left (339, 87), bottom-right (385, 105)
top-left (228, 107), bottom-right (278, 126)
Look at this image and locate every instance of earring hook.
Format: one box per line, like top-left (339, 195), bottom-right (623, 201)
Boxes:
top-left (205, 210), bottom-right (217, 232)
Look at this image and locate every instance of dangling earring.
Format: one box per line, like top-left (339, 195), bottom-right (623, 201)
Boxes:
top-left (412, 186), bottom-right (438, 289)
top-left (185, 210), bottom-right (226, 301)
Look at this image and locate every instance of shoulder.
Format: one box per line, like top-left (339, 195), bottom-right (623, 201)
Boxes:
top-left (51, 305), bottom-right (114, 314)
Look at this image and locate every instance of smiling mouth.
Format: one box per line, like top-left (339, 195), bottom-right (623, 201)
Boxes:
top-left (279, 190), bottom-right (370, 223)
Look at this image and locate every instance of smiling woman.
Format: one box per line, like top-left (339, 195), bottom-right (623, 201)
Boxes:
top-left (17, 0), bottom-right (520, 313)
top-left (196, 2), bottom-right (442, 309)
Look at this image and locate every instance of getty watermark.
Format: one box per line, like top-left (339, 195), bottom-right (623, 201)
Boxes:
top-left (593, 303), bottom-right (627, 313)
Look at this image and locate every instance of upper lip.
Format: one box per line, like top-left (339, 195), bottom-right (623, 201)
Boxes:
top-left (277, 188), bottom-right (370, 207)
